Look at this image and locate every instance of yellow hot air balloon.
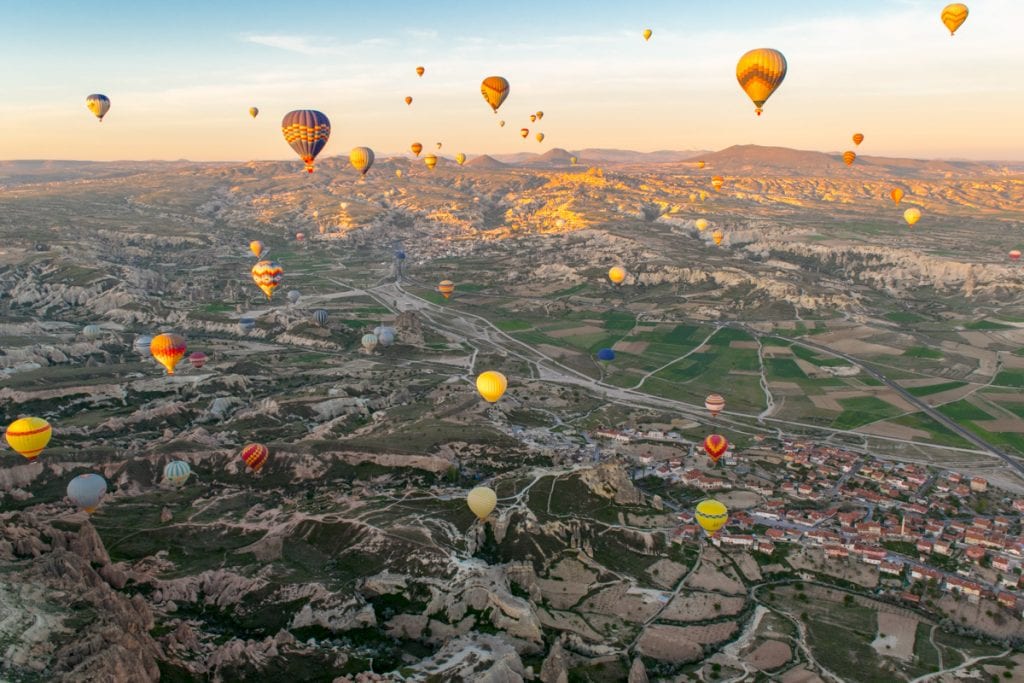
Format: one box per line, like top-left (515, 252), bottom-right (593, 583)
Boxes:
top-left (842, 151), bottom-right (856, 166)
top-left (438, 280), bottom-right (455, 299)
top-left (699, 190), bottom-right (708, 202)
top-left (608, 266), bottom-right (627, 284)
top-left (711, 176), bottom-right (724, 191)
top-left (695, 218), bottom-right (709, 232)
top-left (569, 156), bottom-right (578, 165)
top-left (520, 128), bottom-right (529, 138)
top-left (697, 160), bottom-right (706, 169)
top-left (852, 132), bottom-right (864, 146)
top-left (456, 153), bottom-right (467, 166)
top-left (890, 188), bottom-right (905, 205)
top-left (476, 371), bottom-right (508, 403)
top-left (712, 230), bottom-right (724, 246)
top-left (424, 154), bottom-right (438, 170)
top-left (695, 499), bottom-right (729, 534)
top-left (481, 76), bottom-right (510, 113)
top-left (405, 96), bottom-right (413, 106)
top-left (416, 66), bottom-right (425, 77)
top-left (643, 28), bottom-right (652, 41)
top-left (411, 142), bottom-right (423, 157)
top-left (396, 169), bottom-right (403, 178)
top-left (150, 333), bottom-right (186, 375)
top-left (536, 133), bottom-right (545, 143)
top-left (349, 146), bottom-right (375, 176)
top-left (467, 486), bottom-right (497, 520)
top-left (736, 48), bottom-right (787, 116)
top-left (529, 114), bottom-right (536, 123)
top-left (249, 240), bottom-right (264, 258)
top-left (249, 107), bottom-right (259, 119)
top-left (5, 417), bottom-right (52, 461)
top-left (941, 3), bottom-right (969, 35)
top-left (904, 208), bottom-right (922, 227)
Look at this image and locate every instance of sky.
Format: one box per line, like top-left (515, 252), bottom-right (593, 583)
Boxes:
top-left (1, 0), bottom-right (1022, 162)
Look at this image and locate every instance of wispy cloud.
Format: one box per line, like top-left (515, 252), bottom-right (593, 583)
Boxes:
top-left (244, 34), bottom-right (341, 55)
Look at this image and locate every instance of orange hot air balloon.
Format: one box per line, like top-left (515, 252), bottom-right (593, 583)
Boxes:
top-left (150, 333), bottom-right (186, 375)
top-left (852, 133), bottom-right (864, 146)
top-left (416, 66), bottom-right (425, 77)
top-left (703, 434), bottom-right (729, 464)
top-left (481, 76), bottom-right (510, 113)
top-left (890, 188), bottom-right (905, 205)
top-left (705, 393), bottom-right (725, 417)
top-left (424, 154), bottom-right (438, 170)
top-left (249, 240), bottom-right (264, 258)
top-left (712, 230), bottom-right (724, 246)
top-left (711, 176), bottom-right (724, 191)
top-left (529, 114), bottom-right (536, 123)
top-left (608, 266), bottom-right (627, 284)
top-left (736, 48), bottom-right (787, 115)
top-left (941, 3), bottom-right (969, 36)
top-left (520, 128), bottom-right (529, 138)
top-left (697, 160), bottom-right (706, 169)
top-left (1009, 250), bottom-right (1021, 262)
top-left (251, 260), bottom-right (283, 299)
top-left (438, 280), bottom-right (455, 299)
top-left (405, 96), bottom-right (413, 106)
top-left (411, 142), bottom-right (423, 157)
top-left (5, 417), bottom-right (52, 461)
top-left (241, 443), bottom-right (269, 472)
top-left (842, 151), bottom-right (856, 167)
top-left (535, 111), bottom-right (543, 120)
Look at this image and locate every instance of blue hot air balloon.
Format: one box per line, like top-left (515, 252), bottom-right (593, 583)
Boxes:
top-left (164, 460), bottom-right (191, 487)
top-left (596, 348), bottom-right (616, 362)
top-left (238, 318), bottom-right (256, 335)
top-left (281, 110), bottom-right (331, 173)
top-left (67, 473), bottom-right (107, 513)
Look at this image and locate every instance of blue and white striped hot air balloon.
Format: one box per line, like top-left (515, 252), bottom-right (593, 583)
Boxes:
top-left (164, 460), bottom-right (191, 487)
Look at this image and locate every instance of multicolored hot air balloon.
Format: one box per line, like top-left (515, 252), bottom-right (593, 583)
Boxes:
top-left (608, 266), bottom-right (627, 284)
top-left (281, 110), bottom-right (330, 173)
top-left (86, 94), bottom-right (110, 122)
top-left (536, 133), bottom-right (545, 143)
top-left (712, 230), bottom-right (724, 246)
top-left (349, 147), bottom-right (375, 176)
top-left (476, 371), bottom-right (508, 403)
top-left (695, 499), bottom-right (728, 534)
top-left (150, 333), bottom-right (186, 375)
top-left (643, 28), bottom-right (652, 41)
top-left (736, 48), bottom-right (787, 116)
top-left (596, 348), bottom-right (616, 362)
top-left (252, 260), bottom-right (283, 299)
top-left (249, 240), bottom-right (265, 258)
top-left (904, 208), bottom-right (922, 227)
top-left (5, 417), bottom-right (51, 461)
top-left (842, 151), bottom-right (856, 167)
top-left (695, 218), bottom-right (709, 232)
top-left (711, 176), bottom-right (724, 191)
top-left (241, 443), bottom-right (269, 472)
top-left (249, 107), bottom-right (259, 119)
top-left (405, 96), bottom-right (413, 106)
top-left (361, 333), bottom-right (378, 353)
top-left (424, 154), bottom-right (438, 170)
top-left (455, 153), bottom-right (467, 166)
top-left (890, 188), bottom-right (905, 205)
top-left (438, 280), bottom-right (455, 299)
top-left (313, 309), bottom-right (329, 326)
top-left (67, 473), bottom-right (106, 513)
top-left (467, 486), bottom-right (497, 520)
top-left (481, 76), bottom-right (510, 113)
top-left (164, 460), bottom-right (191, 487)
top-left (703, 434), bottom-right (729, 464)
top-left (520, 128), bottom-right (529, 138)
top-left (941, 3), bottom-right (969, 35)
top-left (188, 352), bottom-right (207, 369)
top-left (411, 142), bottom-right (423, 157)
top-left (852, 133), bottom-right (864, 146)
top-left (416, 66), bottom-right (425, 77)
top-left (705, 393), bottom-right (725, 417)
top-left (83, 324), bottom-right (102, 340)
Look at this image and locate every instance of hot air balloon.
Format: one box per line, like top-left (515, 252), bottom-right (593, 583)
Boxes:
top-left (164, 460), bottom-right (191, 487)
top-left (416, 66), bottom-right (425, 77)
top-left (424, 154), bottom-right (438, 170)
top-left (643, 28), bottom-right (653, 41)
top-left (703, 434), bottom-right (729, 464)
top-left (396, 169), bottom-right (403, 178)
top-left (535, 111), bottom-right (543, 120)
top-left (520, 128), bottom-right (529, 138)
top-left (476, 371), bottom-right (508, 403)
top-left (348, 146), bottom-right (375, 176)
top-left (238, 318), bottom-right (256, 334)
top-left (1010, 250), bottom-right (1021, 262)
top-left (705, 393), bottom-right (725, 417)
top-left (313, 309), bottom-right (328, 326)
top-left (86, 94), bottom-right (110, 122)
top-left (697, 161), bottom-right (706, 169)
top-left (405, 96), bottom-right (413, 106)
top-left (281, 110), bottom-right (330, 173)
top-left (536, 133), bottom-right (545, 143)
top-left (83, 324), bottom-right (102, 340)
top-left (712, 230), bottom-right (724, 246)
top-left (596, 348), bottom-right (615, 362)
top-left (695, 499), bottom-right (728, 534)
top-left (249, 240), bottom-right (265, 258)
top-left (530, 114), bottom-right (536, 123)
top-left (438, 280), bottom-right (455, 299)
top-left (249, 107), bottom-right (259, 119)
top-left (134, 335), bottom-right (154, 357)
top-left (5, 417), bottom-right (51, 461)
top-left (498, 120), bottom-right (505, 127)
top-left (456, 153), bottom-right (467, 166)
top-left (852, 133), bottom-right (864, 146)
top-left (188, 352), bottom-right (207, 369)
top-left (361, 333), bottom-right (378, 353)
top-left (941, 3), bottom-right (969, 35)
top-left (295, 232), bottom-right (305, 241)
top-left (842, 151), bottom-right (856, 167)
top-left (395, 250), bottom-right (407, 260)
top-left (695, 218), bottom-right (709, 232)
top-left (150, 333), bottom-right (186, 375)
top-left (736, 48), bottom-right (787, 116)
top-left (711, 176), bottom-right (724, 191)
top-left (904, 208), bottom-right (922, 227)
top-left (699, 191), bottom-right (708, 202)
top-left (252, 260), bottom-right (283, 299)
top-left (287, 289), bottom-right (301, 305)
top-left (241, 443), bottom-right (269, 472)
top-left (435, 142), bottom-right (443, 150)
top-left (481, 76), bottom-right (510, 113)
top-left (67, 474), bottom-right (106, 513)
top-left (378, 328), bottom-right (395, 347)
top-left (890, 188), bottom-right (905, 205)
top-left (411, 142), bottom-right (423, 156)
top-left (570, 156), bottom-right (578, 165)
top-left (467, 486), bottom-right (497, 520)
top-left (608, 266), bottom-right (627, 284)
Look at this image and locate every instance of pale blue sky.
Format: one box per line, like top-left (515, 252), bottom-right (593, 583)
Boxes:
top-left (1, 1), bottom-right (1021, 160)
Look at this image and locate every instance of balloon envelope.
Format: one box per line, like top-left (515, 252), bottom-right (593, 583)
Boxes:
top-left (378, 328), bottom-right (395, 347)
top-left (252, 260), bottom-right (283, 299)
top-left (164, 460), bottom-right (191, 486)
top-left (150, 333), bottom-right (186, 375)
top-left (703, 434), bottom-right (729, 463)
top-left (480, 76), bottom-right (510, 112)
top-left (281, 110), bottom-right (331, 173)
top-left (67, 473), bottom-right (107, 512)
top-left (705, 393), bottom-right (725, 416)
top-left (695, 218), bottom-right (709, 232)
top-left (438, 280), bottom-right (455, 299)
top-left (5, 417), bottom-right (52, 460)
top-left (596, 348), bottom-right (615, 362)
top-left (890, 188), bottom-right (904, 205)
top-left (736, 48), bottom-right (787, 115)
top-left (287, 289), bottom-right (301, 304)
top-left (941, 3), bottom-right (969, 35)
top-left (852, 133), bottom-right (864, 146)
top-left (476, 371), bottom-right (508, 403)
top-left (843, 151), bottom-right (856, 166)
top-left (608, 266), bottom-right (627, 284)
top-left (188, 351), bottom-right (207, 369)
top-left (249, 107), bottom-right (259, 118)
top-left (83, 324), bottom-right (102, 339)
top-left (467, 486), bottom-right (497, 520)
top-left (134, 335), bottom-right (154, 357)
top-left (411, 142), bottom-right (423, 156)
top-left (904, 208), bottom-right (922, 227)
top-left (361, 333), bottom-right (378, 352)
top-left (239, 318), bottom-right (256, 334)
top-left (695, 499), bottom-right (728, 534)
top-left (349, 146), bottom-right (375, 175)
top-left (643, 28), bottom-right (652, 41)
top-left (241, 443), bottom-right (269, 472)
top-left (424, 154), bottom-right (438, 169)
top-left (86, 94), bottom-right (110, 121)
top-left (313, 309), bottom-right (329, 326)
top-left (249, 240), bottom-right (265, 258)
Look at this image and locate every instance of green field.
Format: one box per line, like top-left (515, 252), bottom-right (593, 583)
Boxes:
top-left (833, 396), bottom-right (904, 430)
